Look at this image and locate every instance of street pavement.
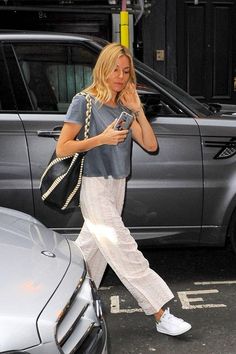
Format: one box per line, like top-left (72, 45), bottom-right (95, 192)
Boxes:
top-left (99, 246), bottom-right (236, 354)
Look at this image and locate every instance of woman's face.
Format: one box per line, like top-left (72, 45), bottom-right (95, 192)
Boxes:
top-left (106, 55), bottom-right (130, 95)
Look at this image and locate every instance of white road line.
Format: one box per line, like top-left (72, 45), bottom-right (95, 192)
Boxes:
top-left (99, 286), bottom-right (114, 290)
top-left (177, 289), bottom-right (227, 309)
top-left (106, 283), bottom-right (231, 314)
top-left (110, 295), bottom-right (120, 313)
top-left (194, 280), bottom-right (236, 285)
top-left (110, 295), bottom-right (143, 314)
top-left (117, 308), bottom-right (143, 313)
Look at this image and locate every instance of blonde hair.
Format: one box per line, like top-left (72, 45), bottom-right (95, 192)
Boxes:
top-left (84, 42), bottom-right (136, 104)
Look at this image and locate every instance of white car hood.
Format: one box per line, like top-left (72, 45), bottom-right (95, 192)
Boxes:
top-left (0, 208), bottom-right (72, 351)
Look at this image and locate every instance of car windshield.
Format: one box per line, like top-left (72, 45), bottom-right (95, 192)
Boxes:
top-left (134, 59), bottom-right (212, 117)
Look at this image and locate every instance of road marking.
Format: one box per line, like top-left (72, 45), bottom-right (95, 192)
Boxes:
top-left (99, 286), bottom-right (114, 290)
top-left (177, 289), bottom-right (227, 309)
top-left (104, 284), bottom-right (230, 313)
top-left (110, 295), bottom-right (143, 314)
top-left (194, 280), bottom-right (236, 285)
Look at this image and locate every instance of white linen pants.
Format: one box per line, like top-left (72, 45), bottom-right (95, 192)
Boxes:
top-left (75, 176), bottom-right (174, 315)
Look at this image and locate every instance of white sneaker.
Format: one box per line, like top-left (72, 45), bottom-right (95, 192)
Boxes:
top-left (156, 308), bottom-right (192, 336)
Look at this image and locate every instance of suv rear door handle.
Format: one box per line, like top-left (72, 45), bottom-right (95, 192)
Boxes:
top-left (37, 130), bottom-right (61, 138)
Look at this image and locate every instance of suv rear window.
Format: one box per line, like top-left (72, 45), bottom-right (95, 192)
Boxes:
top-left (0, 45), bottom-right (16, 111)
top-left (13, 44), bottom-right (97, 112)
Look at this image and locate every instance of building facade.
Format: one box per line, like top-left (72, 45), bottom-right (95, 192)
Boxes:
top-left (0, 0), bottom-right (235, 103)
top-left (142, 0), bottom-right (236, 104)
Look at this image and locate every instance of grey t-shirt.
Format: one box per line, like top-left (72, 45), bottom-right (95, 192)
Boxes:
top-left (64, 94), bottom-right (132, 178)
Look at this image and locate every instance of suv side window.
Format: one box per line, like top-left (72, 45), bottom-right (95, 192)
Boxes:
top-left (13, 44), bottom-right (97, 112)
top-left (137, 77), bottom-right (187, 118)
top-left (0, 44), bottom-right (16, 111)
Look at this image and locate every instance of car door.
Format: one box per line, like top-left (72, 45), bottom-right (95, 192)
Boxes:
top-left (0, 44), bottom-right (34, 215)
top-left (11, 41), bottom-right (97, 235)
top-left (196, 115), bottom-right (236, 245)
top-left (123, 83), bottom-right (203, 244)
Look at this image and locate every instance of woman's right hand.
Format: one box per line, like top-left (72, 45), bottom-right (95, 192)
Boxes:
top-left (99, 121), bottom-right (128, 145)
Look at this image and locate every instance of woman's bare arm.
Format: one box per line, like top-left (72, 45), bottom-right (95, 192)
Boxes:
top-left (56, 121), bottom-right (129, 157)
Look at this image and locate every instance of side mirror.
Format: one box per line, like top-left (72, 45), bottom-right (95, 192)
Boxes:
top-left (207, 102), bottom-right (222, 113)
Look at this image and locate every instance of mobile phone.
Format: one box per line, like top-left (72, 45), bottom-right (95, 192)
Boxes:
top-left (114, 111), bottom-right (133, 131)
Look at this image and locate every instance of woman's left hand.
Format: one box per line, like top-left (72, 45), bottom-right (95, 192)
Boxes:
top-left (120, 83), bottom-right (141, 113)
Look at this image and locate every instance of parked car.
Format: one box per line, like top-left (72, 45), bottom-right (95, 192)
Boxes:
top-left (0, 206), bottom-right (107, 354)
top-left (0, 31), bottom-right (236, 254)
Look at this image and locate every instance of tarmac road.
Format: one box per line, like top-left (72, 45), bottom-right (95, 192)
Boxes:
top-left (99, 246), bottom-right (236, 354)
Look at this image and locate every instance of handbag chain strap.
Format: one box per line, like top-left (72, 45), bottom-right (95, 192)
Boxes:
top-left (77, 91), bottom-right (92, 141)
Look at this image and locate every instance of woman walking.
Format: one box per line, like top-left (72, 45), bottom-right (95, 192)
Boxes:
top-left (56, 42), bottom-right (191, 336)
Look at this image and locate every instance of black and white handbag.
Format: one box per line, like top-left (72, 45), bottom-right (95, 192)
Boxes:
top-left (39, 92), bottom-right (92, 211)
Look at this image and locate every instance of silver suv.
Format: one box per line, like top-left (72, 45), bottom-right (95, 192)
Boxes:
top-left (0, 207), bottom-right (107, 354)
top-left (1, 31), bottom-right (236, 253)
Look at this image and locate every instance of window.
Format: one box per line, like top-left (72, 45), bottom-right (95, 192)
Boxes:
top-left (0, 45), bottom-right (16, 111)
top-left (137, 77), bottom-right (187, 118)
top-left (13, 44), bottom-right (97, 112)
